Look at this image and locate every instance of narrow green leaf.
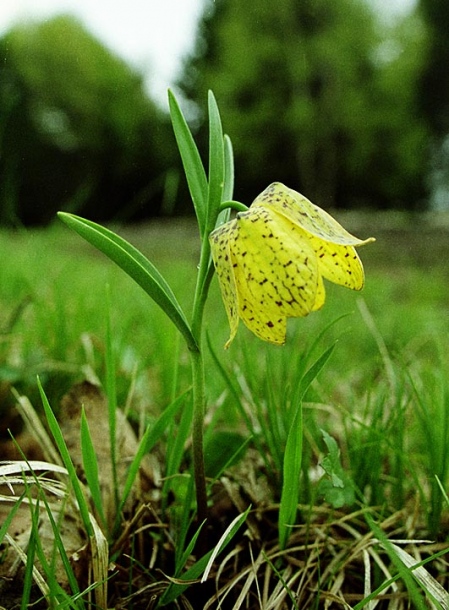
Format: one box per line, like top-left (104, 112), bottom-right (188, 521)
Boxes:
top-left (81, 408), bottom-right (107, 529)
top-left (206, 90), bottom-right (225, 231)
top-left (21, 509), bottom-right (37, 610)
top-left (165, 393), bottom-right (194, 482)
top-left (222, 134), bottom-right (234, 203)
top-left (33, 481), bottom-right (84, 605)
top-left (362, 516), bottom-right (428, 610)
top-left (204, 431), bottom-right (249, 480)
top-left (176, 518), bottom-right (206, 577)
top-left (297, 343), bottom-right (336, 403)
top-left (204, 135), bottom-right (234, 284)
top-left (173, 475), bottom-right (196, 571)
top-left (159, 550), bottom-right (213, 606)
top-left (0, 491), bottom-right (25, 544)
top-left (168, 89), bottom-right (208, 235)
top-left (116, 389), bottom-right (189, 524)
top-left (58, 212), bottom-right (198, 352)
top-left (162, 396), bottom-right (195, 565)
top-left (207, 134), bottom-right (234, 234)
top-left (201, 507), bottom-right (251, 581)
top-left (160, 507), bottom-right (250, 605)
top-left (278, 401), bottom-right (303, 550)
top-left (37, 377), bottom-right (94, 538)
top-left (104, 287), bottom-right (119, 511)
top-left (206, 332), bottom-right (270, 469)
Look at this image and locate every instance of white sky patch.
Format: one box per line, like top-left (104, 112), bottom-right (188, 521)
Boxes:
top-left (0, 0), bottom-right (204, 106)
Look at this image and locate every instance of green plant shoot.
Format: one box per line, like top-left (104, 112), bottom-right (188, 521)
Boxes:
top-left (58, 89), bottom-right (374, 550)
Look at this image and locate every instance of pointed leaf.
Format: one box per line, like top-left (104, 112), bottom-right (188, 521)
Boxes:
top-left (168, 89), bottom-right (208, 236)
top-left (58, 212), bottom-right (198, 352)
top-left (80, 408), bottom-right (107, 529)
top-left (160, 506), bottom-right (250, 604)
top-left (222, 134), bottom-right (235, 203)
top-left (117, 389), bottom-right (188, 519)
top-left (37, 377), bottom-right (94, 538)
top-left (206, 90), bottom-right (225, 231)
top-left (278, 401), bottom-right (303, 549)
top-left (298, 343), bottom-right (336, 402)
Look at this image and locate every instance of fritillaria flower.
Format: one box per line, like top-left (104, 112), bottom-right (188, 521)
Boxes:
top-left (209, 182), bottom-right (375, 347)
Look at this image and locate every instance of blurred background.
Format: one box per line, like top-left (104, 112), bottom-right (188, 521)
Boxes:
top-left (0, 0), bottom-right (448, 226)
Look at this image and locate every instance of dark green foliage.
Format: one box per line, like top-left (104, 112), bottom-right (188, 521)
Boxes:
top-left (418, 0), bottom-right (449, 135)
top-left (179, 0), bottom-right (430, 210)
top-left (0, 15), bottom-right (175, 225)
top-left (417, 0), bottom-right (449, 208)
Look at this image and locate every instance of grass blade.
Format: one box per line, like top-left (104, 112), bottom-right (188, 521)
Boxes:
top-left (296, 342), bottom-right (336, 403)
top-left (168, 89), bottom-right (208, 236)
top-left (58, 212), bottom-right (198, 352)
top-left (80, 407), bottom-right (107, 530)
top-left (28, 476), bottom-right (84, 607)
top-left (0, 490), bottom-right (26, 544)
top-left (278, 400), bottom-right (303, 550)
top-left (206, 90), bottom-right (225, 230)
top-left (21, 515), bottom-right (37, 610)
top-left (201, 506), bottom-right (251, 582)
top-left (206, 334), bottom-right (270, 469)
top-left (115, 389), bottom-right (189, 532)
top-left (389, 542), bottom-right (449, 609)
top-left (222, 134), bottom-right (234, 203)
top-left (104, 286), bottom-right (119, 512)
top-left (362, 515), bottom-right (428, 610)
top-left (176, 516), bottom-right (206, 577)
top-left (37, 377), bottom-right (94, 538)
top-left (160, 506), bottom-right (250, 605)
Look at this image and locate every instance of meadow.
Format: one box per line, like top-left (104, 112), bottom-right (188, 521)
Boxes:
top-left (0, 208), bottom-right (448, 609)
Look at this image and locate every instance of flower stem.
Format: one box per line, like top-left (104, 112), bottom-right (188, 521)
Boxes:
top-left (189, 238), bottom-right (213, 542)
top-left (190, 347), bottom-right (208, 529)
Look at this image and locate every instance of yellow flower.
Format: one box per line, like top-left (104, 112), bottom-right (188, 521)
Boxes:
top-left (209, 182), bottom-right (375, 347)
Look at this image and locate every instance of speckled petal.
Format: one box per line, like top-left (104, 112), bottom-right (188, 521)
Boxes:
top-left (209, 221), bottom-right (240, 346)
top-left (227, 207), bottom-right (321, 344)
top-left (254, 182), bottom-right (375, 247)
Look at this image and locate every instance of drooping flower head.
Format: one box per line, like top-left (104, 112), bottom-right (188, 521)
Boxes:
top-left (209, 182), bottom-right (375, 348)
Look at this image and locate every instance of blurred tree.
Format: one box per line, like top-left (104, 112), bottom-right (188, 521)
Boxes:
top-left (0, 15), bottom-right (175, 225)
top-left (418, 0), bottom-right (449, 135)
top-left (179, 0), bottom-right (429, 210)
top-left (417, 0), bottom-right (449, 208)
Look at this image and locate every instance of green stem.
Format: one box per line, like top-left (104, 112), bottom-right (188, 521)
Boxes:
top-left (218, 200), bottom-right (248, 214)
top-left (190, 348), bottom-right (208, 528)
top-left (191, 231), bottom-right (213, 340)
top-left (189, 237), bottom-right (213, 532)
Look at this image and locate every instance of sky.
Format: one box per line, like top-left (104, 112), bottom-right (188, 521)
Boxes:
top-left (0, 0), bottom-right (205, 107)
top-left (0, 0), bottom-right (416, 107)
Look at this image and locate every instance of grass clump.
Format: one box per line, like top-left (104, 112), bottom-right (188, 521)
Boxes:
top-left (0, 91), bottom-right (448, 608)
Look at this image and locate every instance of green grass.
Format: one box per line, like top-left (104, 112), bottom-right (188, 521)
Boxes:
top-left (1, 216), bottom-right (449, 608)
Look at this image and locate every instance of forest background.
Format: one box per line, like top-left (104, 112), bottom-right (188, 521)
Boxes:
top-left (0, 0), bottom-right (448, 226)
